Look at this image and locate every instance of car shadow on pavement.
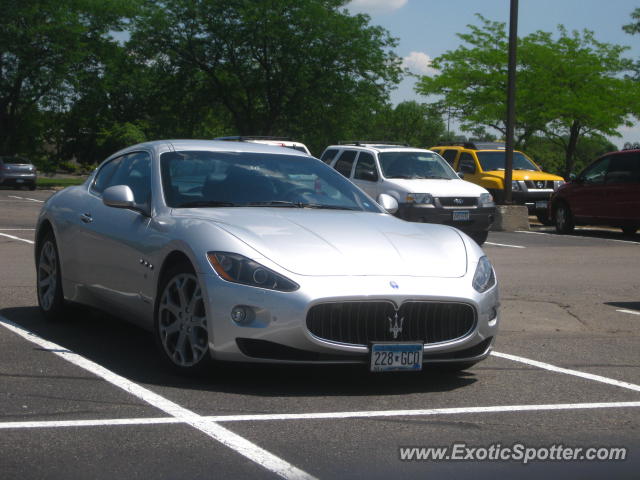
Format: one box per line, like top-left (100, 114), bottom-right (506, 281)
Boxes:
top-left (1, 306), bottom-right (477, 397)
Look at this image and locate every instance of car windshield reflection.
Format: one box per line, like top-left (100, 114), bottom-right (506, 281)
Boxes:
top-left (160, 151), bottom-right (380, 212)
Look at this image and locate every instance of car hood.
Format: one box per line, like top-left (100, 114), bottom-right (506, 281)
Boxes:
top-left (384, 178), bottom-right (488, 196)
top-left (173, 208), bottom-right (468, 277)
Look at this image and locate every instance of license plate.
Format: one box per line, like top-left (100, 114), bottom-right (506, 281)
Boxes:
top-left (452, 210), bottom-right (470, 221)
top-left (16, 179), bottom-right (24, 183)
top-left (535, 201), bottom-right (548, 209)
top-left (370, 343), bottom-right (423, 372)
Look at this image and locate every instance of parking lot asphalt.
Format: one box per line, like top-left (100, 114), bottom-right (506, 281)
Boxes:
top-left (1, 188), bottom-right (639, 479)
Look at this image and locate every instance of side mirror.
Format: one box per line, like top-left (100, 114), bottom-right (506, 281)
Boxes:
top-left (457, 172), bottom-right (465, 179)
top-left (377, 193), bottom-right (398, 214)
top-left (103, 185), bottom-right (136, 209)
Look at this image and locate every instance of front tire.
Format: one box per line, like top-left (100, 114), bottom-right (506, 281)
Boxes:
top-left (536, 211), bottom-right (553, 226)
top-left (554, 202), bottom-right (574, 234)
top-left (36, 232), bottom-right (66, 320)
top-left (155, 262), bottom-right (212, 373)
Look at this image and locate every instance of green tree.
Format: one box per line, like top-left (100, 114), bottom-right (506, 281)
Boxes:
top-left (369, 101), bottom-right (445, 148)
top-left (623, 8), bottom-right (640, 35)
top-left (0, 0), bottom-right (137, 157)
top-left (129, 0), bottom-right (402, 154)
top-left (416, 15), bottom-right (639, 178)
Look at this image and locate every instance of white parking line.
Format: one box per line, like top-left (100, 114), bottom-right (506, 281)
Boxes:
top-left (516, 230), bottom-right (640, 245)
top-left (484, 242), bottom-right (526, 249)
top-left (0, 232), bottom-right (34, 244)
top-left (7, 195), bottom-right (43, 203)
top-left (2, 401), bottom-right (639, 430)
top-left (616, 309), bottom-right (640, 316)
top-left (0, 228), bottom-right (35, 231)
top-left (0, 315), bottom-right (315, 480)
top-left (491, 351), bottom-right (640, 392)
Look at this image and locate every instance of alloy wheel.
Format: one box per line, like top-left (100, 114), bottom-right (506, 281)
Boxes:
top-left (38, 241), bottom-right (58, 311)
top-left (158, 273), bottom-right (208, 367)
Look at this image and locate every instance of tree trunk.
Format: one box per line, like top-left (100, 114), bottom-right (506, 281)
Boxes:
top-left (563, 120), bottom-right (581, 180)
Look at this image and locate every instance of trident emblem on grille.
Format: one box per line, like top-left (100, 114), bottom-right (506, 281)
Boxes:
top-left (388, 312), bottom-right (404, 339)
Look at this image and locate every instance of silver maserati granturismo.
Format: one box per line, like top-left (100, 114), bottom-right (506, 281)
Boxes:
top-left (35, 140), bottom-right (499, 374)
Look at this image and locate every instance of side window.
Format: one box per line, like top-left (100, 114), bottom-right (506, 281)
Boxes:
top-left (441, 149), bottom-right (458, 166)
top-left (607, 153), bottom-right (640, 184)
top-left (581, 157), bottom-right (610, 185)
top-left (320, 149), bottom-right (339, 164)
top-left (354, 152), bottom-right (379, 182)
top-left (334, 150), bottom-right (357, 177)
top-left (91, 157), bottom-right (124, 194)
top-left (458, 153), bottom-right (476, 174)
top-left (110, 152), bottom-right (152, 205)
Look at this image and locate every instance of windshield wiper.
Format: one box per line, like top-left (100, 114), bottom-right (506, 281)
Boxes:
top-left (299, 203), bottom-right (359, 210)
top-left (244, 201), bottom-right (303, 208)
top-left (176, 200), bottom-right (240, 208)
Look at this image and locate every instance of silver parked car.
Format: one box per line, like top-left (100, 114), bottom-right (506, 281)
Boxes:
top-left (0, 156), bottom-right (37, 190)
top-left (35, 140), bottom-right (499, 374)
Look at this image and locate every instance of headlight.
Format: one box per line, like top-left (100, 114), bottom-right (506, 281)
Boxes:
top-left (405, 193), bottom-right (433, 204)
top-left (478, 192), bottom-right (494, 208)
top-left (511, 181), bottom-right (521, 192)
top-left (553, 180), bottom-right (565, 191)
top-left (207, 252), bottom-right (299, 292)
top-left (472, 256), bottom-right (496, 293)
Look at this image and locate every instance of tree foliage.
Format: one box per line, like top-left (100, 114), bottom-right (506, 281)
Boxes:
top-left (369, 101), bottom-right (445, 148)
top-left (0, 0), bottom-right (136, 156)
top-left (129, 0), bottom-right (402, 155)
top-left (416, 15), bottom-right (640, 177)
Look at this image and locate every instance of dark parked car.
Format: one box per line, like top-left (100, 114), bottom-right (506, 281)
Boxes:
top-left (0, 156), bottom-right (37, 190)
top-left (550, 148), bottom-right (640, 235)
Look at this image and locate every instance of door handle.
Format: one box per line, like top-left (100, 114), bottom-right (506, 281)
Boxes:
top-left (80, 212), bottom-right (93, 223)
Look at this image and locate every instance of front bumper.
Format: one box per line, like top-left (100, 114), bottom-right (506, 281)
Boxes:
top-left (511, 189), bottom-right (554, 212)
top-left (396, 204), bottom-right (495, 234)
top-left (200, 273), bottom-right (500, 365)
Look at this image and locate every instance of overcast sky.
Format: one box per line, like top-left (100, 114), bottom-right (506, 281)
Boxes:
top-left (345, 0), bottom-right (640, 147)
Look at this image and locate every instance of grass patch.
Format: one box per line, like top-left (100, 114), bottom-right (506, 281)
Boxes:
top-left (37, 176), bottom-right (87, 188)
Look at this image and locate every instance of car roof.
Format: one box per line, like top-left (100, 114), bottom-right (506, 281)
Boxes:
top-left (110, 139), bottom-right (312, 159)
top-left (326, 144), bottom-right (435, 154)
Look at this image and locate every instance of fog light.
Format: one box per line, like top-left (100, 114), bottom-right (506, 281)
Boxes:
top-left (231, 306), bottom-right (248, 324)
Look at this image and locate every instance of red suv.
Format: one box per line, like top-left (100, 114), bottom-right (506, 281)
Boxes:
top-left (550, 148), bottom-right (640, 235)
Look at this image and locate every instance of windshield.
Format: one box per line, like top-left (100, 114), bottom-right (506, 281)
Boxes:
top-left (378, 151), bottom-right (458, 179)
top-left (476, 151), bottom-right (539, 171)
top-left (160, 151), bottom-right (381, 212)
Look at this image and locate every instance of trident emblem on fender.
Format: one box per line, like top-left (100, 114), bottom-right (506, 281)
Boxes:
top-left (388, 312), bottom-right (404, 339)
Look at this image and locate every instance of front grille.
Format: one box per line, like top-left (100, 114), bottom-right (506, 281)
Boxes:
top-left (438, 197), bottom-right (478, 207)
top-left (524, 180), bottom-right (553, 189)
top-left (306, 301), bottom-right (475, 346)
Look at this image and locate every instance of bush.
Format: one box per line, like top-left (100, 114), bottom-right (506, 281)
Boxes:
top-left (59, 161), bottom-right (79, 173)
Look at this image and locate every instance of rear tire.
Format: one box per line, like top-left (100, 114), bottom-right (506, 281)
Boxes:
top-left (154, 261), bottom-right (212, 374)
top-left (621, 226), bottom-right (638, 236)
top-left (29, 183), bottom-right (36, 191)
top-left (36, 232), bottom-right (66, 320)
top-left (470, 230), bottom-right (489, 246)
top-left (554, 202), bottom-right (574, 234)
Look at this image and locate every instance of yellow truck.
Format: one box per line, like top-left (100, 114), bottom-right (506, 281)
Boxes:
top-left (431, 142), bottom-right (564, 224)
